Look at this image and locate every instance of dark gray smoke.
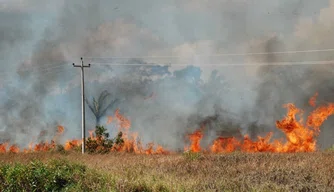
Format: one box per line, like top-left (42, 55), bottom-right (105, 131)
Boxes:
top-left (250, 33), bottom-right (334, 148)
top-left (1, 0), bottom-right (334, 150)
top-left (0, 1), bottom-right (102, 145)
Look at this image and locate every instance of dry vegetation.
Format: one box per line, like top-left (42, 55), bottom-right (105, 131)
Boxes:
top-left (1, 151), bottom-right (334, 191)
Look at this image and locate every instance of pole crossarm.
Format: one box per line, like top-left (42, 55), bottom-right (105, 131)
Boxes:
top-left (72, 57), bottom-right (90, 154)
top-left (73, 64), bottom-right (91, 67)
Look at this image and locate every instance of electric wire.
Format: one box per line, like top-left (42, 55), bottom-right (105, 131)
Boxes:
top-left (88, 60), bottom-right (334, 66)
top-left (83, 48), bottom-right (334, 60)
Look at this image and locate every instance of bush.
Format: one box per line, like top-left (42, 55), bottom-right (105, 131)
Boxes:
top-left (327, 145), bottom-right (334, 151)
top-left (86, 125), bottom-right (124, 154)
top-left (0, 159), bottom-right (109, 191)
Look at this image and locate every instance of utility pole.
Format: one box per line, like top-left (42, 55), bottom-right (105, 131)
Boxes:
top-left (73, 58), bottom-right (90, 154)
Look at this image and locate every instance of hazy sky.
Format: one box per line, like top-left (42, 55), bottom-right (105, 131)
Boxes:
top-left (1, 0), bottom-right (334, 147)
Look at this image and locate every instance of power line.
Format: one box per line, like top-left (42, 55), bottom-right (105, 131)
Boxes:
top-left (19, 65), bottom-right (67, 75)
top-left (18, 63), bottom-right (72, 74)
top-left (0, 63), bottom-right (70, 76)
top-left (0, 68), bottom-right (76, 88)
top-left (21, 62), bottom-right (70, 69)
top-left (2, 68), bottom-right (73, 81)
top-left (84, 48), bottom-right (334, 60)
top-left (33, 68), bottom-right (76, 80)
top-left (89, 60), bottom-right (334, 66)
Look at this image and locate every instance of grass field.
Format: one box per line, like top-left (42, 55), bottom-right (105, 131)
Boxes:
top-left (1, 151), bottom-right (334, 192)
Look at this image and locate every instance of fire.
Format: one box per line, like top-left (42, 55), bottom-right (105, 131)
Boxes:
top-left (306, 103), bottom-right (334, 132)
top-left (9, 145), bottom-right (19, 153)
top-left (52, 125), bottom-right (65, 142)
top-left (0, 143), bottom-right (8, 153)
top-left (115, 109), bottom-right (131, 130)
top-left (156, 145), bottom-right (170, 155)
top-left (23, 142), bottom-right (34, 153)
top-left (185, 97), bottom-right (334, 153)
top-left (57, 126), bottom-right (64, 134)
top-left (107, 116), bottom-right (113, 124)
top-left (309, 92), bottom-right (318, 107)
top-left (275, 103), bottom-right (316, 152)
top-left (109, 109), bottom-right (170, 154)
top-left (1, 93), bottom-right (333, 154)
top-left (145, 143), bottom-right (154, 154)
top-left (210, 137), bottom-right (240, 153)
top-left (241, 133), bottom-right (276, 152)
top-left (64, 140), bottom-right (80, 151)
top-left (33, 141), bottom-right (56, 152)
top-left (185, 128), bottom-right (204, 152)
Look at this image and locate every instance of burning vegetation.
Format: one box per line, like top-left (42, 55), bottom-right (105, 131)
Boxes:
top-left (1, 93), bottom-right (334, 154)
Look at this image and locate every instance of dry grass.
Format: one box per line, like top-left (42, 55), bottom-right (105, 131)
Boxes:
top-left (1, 151), bottom-right (334, 191)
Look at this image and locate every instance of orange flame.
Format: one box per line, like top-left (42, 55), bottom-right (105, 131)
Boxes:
top-left (23, 142), bottom-right (34, 153)
top-left (241, 133), bottom-right (276, 152)
top-left (57, 125), bottom-right (64, 134)
top-left (64, 140), bottom-right (80, 151)
top-left (185, 127), bottom-right (204, 152)
top-left (0, 143), bottom-right (8, 153)
top-left (9, 145), bottom-right (19, 153)
top-left (3, 93), bottom-right (333, 154)
top-left (185, 96), bottom-right (334, 153)
top-left (108, 110), bottom-right (170, 154)
top-left (115, 109), bottom-right (131, 130)
top-left (156, 145), bottom-right (170, 155)
top-left (306, 103), bottom-right (334, 132)
top-left (107, 116), bottom-right (113, 125)
top-left (210, 137), bottom-right (240, 153)
top-left (33, 141), bottom-right (56, 152)
top-left (309, 92), bottom-right (318, 107)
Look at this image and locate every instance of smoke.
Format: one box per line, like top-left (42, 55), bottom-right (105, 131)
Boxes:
top-left (248, 0), bottom-right (334, 148)
top-left (1, 0), bottom-right (334, 150)
top-left (0, 1), bottom-right (103, 145)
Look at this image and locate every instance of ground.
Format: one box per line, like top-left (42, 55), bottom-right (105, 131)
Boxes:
top-left (1, 151), bottom-right (334, 191)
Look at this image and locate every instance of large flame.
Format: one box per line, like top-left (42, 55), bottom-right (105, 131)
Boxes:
top-left (185, 98), bottom-right (334, 153)
top-left (210, 137), bottom-right (240, 153)
top-left (1, 94), bottom-right (333, 154)
top-left (184, 126), bottom-right (204, 152)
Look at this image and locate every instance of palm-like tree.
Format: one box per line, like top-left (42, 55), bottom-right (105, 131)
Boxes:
top-left (85, 90), bottom-right (118, 126)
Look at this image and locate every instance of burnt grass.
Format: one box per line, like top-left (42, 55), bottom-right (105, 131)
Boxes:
top-left (0, 152), bottom-right (334, 192)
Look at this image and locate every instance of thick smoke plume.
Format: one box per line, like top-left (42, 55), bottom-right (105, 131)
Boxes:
top-left (1, 0), bottom-right (334, 150)
top-left (249, 35), bottom-right (334, 148)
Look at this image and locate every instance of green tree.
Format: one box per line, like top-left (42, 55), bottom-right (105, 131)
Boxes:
top-left (85, 90), bottom-right (118, 126)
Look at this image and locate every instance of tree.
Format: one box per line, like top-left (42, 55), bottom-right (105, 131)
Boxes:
top-left (85, 90), bottom-right (118, 126)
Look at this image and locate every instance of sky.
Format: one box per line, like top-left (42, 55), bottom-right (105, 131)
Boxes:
top-left (1, 0), bottom-right (334, 149)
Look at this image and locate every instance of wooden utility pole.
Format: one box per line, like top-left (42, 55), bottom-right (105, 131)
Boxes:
top-left (73, 58), bottom-right (90, 154)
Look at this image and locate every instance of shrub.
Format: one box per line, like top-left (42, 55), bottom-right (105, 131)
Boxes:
top-left (327, 145), bottom-right (334, 151)
top-left (0, 159), bottom-right (108, 191)
top-left (86, 125), bottom-right (124, 154)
